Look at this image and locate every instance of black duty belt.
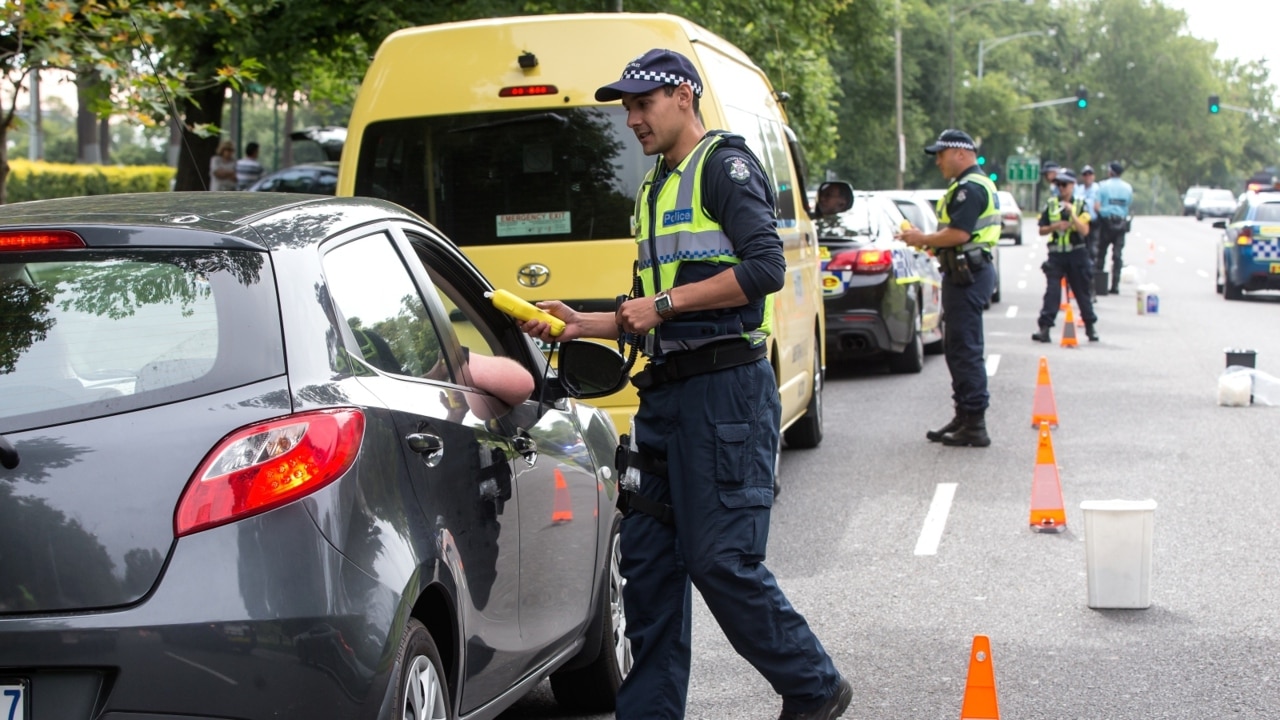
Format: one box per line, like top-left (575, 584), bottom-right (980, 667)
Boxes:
top-left (631, 340), bottom-right (766, 391)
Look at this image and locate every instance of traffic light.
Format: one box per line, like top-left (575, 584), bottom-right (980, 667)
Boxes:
top-left (987, 161), bottom-right (1001, 182)
top-left (1209, 94), bottom-right (1220, 113)
top-left (977, 155), bottom-right (986, 166)
top-left (1076, 86), bottom-right (1089, 109)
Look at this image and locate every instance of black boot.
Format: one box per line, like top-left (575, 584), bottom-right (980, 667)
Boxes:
top-left (1085, 323), bottom-right (1099, 342)
top-left (1031, 325), bottom-right (1052, 343)
top-left (926, 413), bottom-right (962, 442)
top-left (940, 411), bottom-right (991, 447)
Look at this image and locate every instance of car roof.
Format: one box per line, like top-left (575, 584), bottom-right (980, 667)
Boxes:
top-left (0, 192), bottom-right (425, 250)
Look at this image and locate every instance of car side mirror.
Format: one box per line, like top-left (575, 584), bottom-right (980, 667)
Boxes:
top-left (556, 340), bottom-right (628, 399)
top-left (1213, 220), bottom-right (1227, 229)
top-left (813, 181), bottom-right (854, 217)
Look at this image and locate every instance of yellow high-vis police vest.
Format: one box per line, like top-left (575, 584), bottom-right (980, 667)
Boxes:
top-left (1046, 197), bottom-right (1088, 252)
top-left (935, 172), bottom-right (1001, 251)
top-left (634, 133), bottom-right (773, 353)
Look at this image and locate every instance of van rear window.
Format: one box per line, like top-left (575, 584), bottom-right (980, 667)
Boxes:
top-left (353, 108), bottom-right (650, 245)
top-left (0, 250), bottom-right (284, 430)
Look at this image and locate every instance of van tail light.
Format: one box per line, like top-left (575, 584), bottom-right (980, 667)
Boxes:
top-left (0, 230), bottom-right (85, 251)
top-left (828, 249), bottom-right (893, 274)
top-left (175, 409), bottom-right (365, 536)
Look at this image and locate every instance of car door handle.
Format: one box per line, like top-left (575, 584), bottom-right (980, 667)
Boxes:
top-left (405, 432), bottom-right (444, 467)
top-left (512, 435), bottom-right (538, 465)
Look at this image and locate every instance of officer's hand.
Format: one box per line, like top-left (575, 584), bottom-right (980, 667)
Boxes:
top-left (617, 296), bottom-right (662, 335)
top-left (519, 300), bottom-right (584, 343)
top-left (899, 228), bottom-right (926, 248)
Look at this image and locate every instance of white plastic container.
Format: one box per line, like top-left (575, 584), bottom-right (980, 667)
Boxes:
top-left (1136, 284), bottom-right (1160, 315)
top-left (1081, 500), bottom-right (1156, 608)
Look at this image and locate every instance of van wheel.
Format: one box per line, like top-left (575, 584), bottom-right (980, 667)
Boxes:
top-left (396, 619), bottom-right (451, 720)
top-left (782, 336), bottom-right (823, 449)
top-left (550, 512), bottom-right (628, 712)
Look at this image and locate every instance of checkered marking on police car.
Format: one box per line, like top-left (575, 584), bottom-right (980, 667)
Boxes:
top-left (622, 69), bottom-right (703, 96)
top-left (1253, 239), bottom-right (1280, 260)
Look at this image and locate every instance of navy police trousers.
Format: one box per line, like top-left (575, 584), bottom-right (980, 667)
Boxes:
top-left (616, 357), bottom-right (841, 719)
top-left (942, 261), bottom-right (996, 414)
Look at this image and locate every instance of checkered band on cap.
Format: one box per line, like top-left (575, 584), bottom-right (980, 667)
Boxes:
top-left (933, 139), bottom-right (975, 151)
top-left (621, 68), bottom-right (703, 97)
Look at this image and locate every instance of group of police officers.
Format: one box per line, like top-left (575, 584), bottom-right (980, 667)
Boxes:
top-left (521, 43), bottom-right (1132, 718)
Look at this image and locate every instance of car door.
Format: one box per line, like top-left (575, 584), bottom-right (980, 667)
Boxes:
top-left (399, 229), bottom-right (601, 665)
top-left (319, 230), bottom-right (526, 711)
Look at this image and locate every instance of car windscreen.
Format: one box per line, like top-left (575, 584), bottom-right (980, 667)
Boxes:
top-left (817, 196), bottom-right (882, 241)
top-left (0, 249), bottom-right (284, 431)
top-left (1254, 203), bottom-right (1280, 222)
top-left (353, 107), bottom-right (649, 246)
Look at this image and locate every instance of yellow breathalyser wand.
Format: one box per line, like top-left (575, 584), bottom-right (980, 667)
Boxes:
top-left (486, 289), bottom-right (566, 337)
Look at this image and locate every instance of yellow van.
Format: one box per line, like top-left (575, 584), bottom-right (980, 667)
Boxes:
top-left (338, 12), bottom-right (825, 450)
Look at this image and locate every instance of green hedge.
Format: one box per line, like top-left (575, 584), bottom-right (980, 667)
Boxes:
top-left (6, 159), bottom-right (175, 203)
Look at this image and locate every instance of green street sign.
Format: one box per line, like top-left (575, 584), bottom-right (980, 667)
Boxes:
top-left (1006, 155), bottom-right (1040, 184)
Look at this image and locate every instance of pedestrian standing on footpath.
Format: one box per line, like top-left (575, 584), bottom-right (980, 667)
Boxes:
top-left (518, 48), bottom-right (851, 720)
top-left (1094, 162), bottom-right (1135, 294)
top-left (900, 129), bottom-right (998, 448)
top-left (1032, 169), bottom-right (1099, 343)
top-left (236, 141), bottom-right (264, 189)
top-left (208, 140), bottom-right (238, 191)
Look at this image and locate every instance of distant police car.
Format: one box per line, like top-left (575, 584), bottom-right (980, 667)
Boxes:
top-left (1214, 190), bottom-right (1280, 299)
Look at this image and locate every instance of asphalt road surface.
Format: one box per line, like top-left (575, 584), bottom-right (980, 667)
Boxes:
top-left (501, 215), bottom-right (1280, 719)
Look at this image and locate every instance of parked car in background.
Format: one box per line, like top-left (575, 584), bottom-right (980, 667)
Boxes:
top-left (1214, 189), bottom-right (1280, 299)
top-left (1196, 188), bottom-right (1238, 221)
top-left (1183, 186), bottom-right (1209, 216)
top-left (0, 192), bottom-right (630, 720)
top-left (247, 162), bottom-right (339, 195)
top-left (818, 192), bottom-right (943, 373)
top-left (996, 190), bottom-right (1024, 244)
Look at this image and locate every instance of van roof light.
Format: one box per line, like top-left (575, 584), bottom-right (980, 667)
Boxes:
top-left (0, 230), bottom-right (86, 251)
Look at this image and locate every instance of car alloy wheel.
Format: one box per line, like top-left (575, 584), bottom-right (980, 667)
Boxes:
top-left (397, 619), bottom-right (450, 720)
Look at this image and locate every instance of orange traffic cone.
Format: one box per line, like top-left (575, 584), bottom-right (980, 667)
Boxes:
top-left (959, 635), bottom-right (1000, 719)
top-left (1031, 356), bottom-right (1059, 428)
top-left (551, 468), bottom-right (573, 523)
top-left (1059, 277), bottom-right (1069, 310)
top-left (1059, 305), bottom-right (1078, 348)
top-left (1029, 421), bottom-right (1067, 533)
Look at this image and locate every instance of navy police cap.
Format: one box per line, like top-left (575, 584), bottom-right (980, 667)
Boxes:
top-left (924, 129), bottom-right (977, 154)
top-left (1054, 168), bottom-right (1078, 185)
top-left (596, 49), bottom-right (705, 102)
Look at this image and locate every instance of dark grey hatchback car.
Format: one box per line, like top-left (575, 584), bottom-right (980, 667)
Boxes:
top-left (0, 193), bottom-right (631, 720)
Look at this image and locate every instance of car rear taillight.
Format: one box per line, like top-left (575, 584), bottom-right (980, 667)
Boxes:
top-left (0, 230), bottom-right (85, 250)
top-left (1003, 212), bottom-right (1018, 221)
top-left (1238, 226), bottom-right (1254, 245)
top-left (175, 409), bottom-right (365, 536)
top-left (828, 249), bottom-right (894, 274)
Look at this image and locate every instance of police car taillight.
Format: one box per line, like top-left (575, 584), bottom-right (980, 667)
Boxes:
top-left (1237, 226), bottom-right (1254, 245)
top-left (828, 249), bottom-right (893, 274)
top-left (499, 85), bottom-right (559, 98)
top-left (0, 230), bottom-right (85, 251)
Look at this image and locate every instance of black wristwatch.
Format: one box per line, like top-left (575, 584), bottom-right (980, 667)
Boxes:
top-left (654, 291), bottom-right (678, 320)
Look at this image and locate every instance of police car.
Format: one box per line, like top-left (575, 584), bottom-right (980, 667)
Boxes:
top-left (1214, 190), bottom-right (1280, 299)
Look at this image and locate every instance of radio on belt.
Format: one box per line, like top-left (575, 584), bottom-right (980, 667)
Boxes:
top-left (486, 289), bottom-right (566, 336)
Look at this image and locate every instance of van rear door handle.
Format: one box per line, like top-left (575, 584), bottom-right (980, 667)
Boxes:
top-left (405, 432), bottom-right (444, 467)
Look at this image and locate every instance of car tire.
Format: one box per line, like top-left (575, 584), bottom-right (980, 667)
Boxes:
top-left (395, 618), bottom-right (452, 720)
top-left (1224, 271), bottom-right (1244, 300)
top-left (550, 511), bottom-right (628, 712)
top-left (1216, 258), bottom-right (1224, 294)
top-left (782, 336), bottom-right (824, 449)
top-left (887, 313), bottom-right (925, 374)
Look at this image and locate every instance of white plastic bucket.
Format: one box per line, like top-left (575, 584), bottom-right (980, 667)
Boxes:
top-left (1080, 499), bottom-right (1157, 609)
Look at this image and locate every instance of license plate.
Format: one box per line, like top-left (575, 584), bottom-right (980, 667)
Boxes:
top-left (1, 680), bottom-right (27, 720)
top-left (1271, 263), bottom-right (1280, 274)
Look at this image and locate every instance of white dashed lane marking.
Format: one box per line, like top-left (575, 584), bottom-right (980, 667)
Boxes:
top-left (914, 483), bottom-right (958, 556)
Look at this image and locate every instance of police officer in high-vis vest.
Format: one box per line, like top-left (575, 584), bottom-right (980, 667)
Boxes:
top-left (900, 129), bottom-right (998, 448)
top-left (518, 49), bottom-right (851, 720)
top-left (1033, 169), bottom-right (1099, 343)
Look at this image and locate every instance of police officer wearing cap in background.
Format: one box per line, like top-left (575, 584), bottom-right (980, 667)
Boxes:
top-left (900, 129), bottom-right (998, 448)
top-left (1078, 165), bottom-right (1101, 293)
top-left (1094, 161), bottom-right (1135, 294)
top-left (518, 48), bottom-right (852, 720)
top-left (1032, 168), bottom-right (1099, 343)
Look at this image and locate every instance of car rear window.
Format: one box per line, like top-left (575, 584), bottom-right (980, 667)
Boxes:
top-left (0, 249), bottom-right (284, 430)
top-left (1253, 203), bottom-right (1280, 222)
